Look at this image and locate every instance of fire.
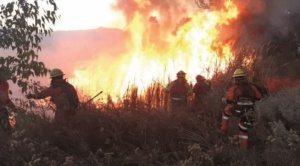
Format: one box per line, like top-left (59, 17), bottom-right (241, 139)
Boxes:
top-left (69, 0), bottom-right (240, 101)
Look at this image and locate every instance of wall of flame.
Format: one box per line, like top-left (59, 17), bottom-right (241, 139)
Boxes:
top-left (69, 0), bottom-right (244, 100)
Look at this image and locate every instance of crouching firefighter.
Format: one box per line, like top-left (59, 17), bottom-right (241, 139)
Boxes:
top-left (221, 69), bottom-right (262, 150)
top-left (26, 68), bottom-right (79, 125)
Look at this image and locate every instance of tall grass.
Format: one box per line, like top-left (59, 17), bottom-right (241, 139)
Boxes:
top-left (1, 47), bottom-right (299, 165)
top-left (2, 85), bottom-right (299, 165)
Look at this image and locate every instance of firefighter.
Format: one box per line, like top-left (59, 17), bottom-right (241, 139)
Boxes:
top-left (26, 68), bottom-right (79, 125)
top-left (192, 75), bottom-right (210, 112)
top-left (164, 70), bottom-right (193, 112)
top-left (0, 66), bottom-right (16, 130)
top-left (220, 68), bottom-right (262, 150)
top-left (0, 66), bottom-right (15, 108)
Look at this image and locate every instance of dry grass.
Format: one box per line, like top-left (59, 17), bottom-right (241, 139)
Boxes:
top-left (1, 47), bottom-right (300, 165)
top-left (2, 82), bottom-right (299, 166)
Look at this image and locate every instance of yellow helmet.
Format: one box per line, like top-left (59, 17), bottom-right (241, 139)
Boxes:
top-left (176, 70), bottom-right (186, 78)
top-left (233, 69), bottom-right (246, 78)
top-left (50, 68), bottom-right (64, 78)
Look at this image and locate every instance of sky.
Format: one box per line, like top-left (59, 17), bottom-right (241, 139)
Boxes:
top-left (1, 0), bottom-right (125, 31)
top-left (53, 0), bottom-right (125, 30)
top-left (1, 0), bottom-right (127, 97)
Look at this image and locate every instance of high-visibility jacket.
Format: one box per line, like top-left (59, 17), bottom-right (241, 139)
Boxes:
top-left (226, 83), bottom-right (262, 104)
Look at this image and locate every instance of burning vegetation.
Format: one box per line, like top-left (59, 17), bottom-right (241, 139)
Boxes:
top-left (69, 0), bottom-right (242, 101)
top-left (68, 0), bottom-right (300, 103)
top-left (1, 0), bottom-right (300, 165)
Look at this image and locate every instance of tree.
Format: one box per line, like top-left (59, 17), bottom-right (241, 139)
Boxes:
top-left (0, 0), bottom-right (58, 93)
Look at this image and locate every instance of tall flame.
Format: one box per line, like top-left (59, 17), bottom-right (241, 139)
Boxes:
top-left (69, 0), bottom-right (239, 100)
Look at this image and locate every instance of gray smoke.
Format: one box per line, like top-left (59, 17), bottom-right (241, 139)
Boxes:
top-left (241, 0), bottom-right (300, 46)
top-left (238, 0), bottom-right (300, 78)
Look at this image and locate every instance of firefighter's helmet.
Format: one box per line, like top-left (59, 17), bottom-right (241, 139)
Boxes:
top-left (50, 68), bottom-right (64, 78)
top-left (177, 70), bottom-right (186, 78)
top-left (233, 69), bottom-right (246, 78)
top-left (196, 75), bottom-right (205, 81)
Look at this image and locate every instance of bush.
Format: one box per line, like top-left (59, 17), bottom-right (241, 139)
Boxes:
top-left (1, 81), bottom-right (300, 165)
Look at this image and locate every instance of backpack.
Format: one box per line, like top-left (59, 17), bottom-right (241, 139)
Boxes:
top-left (233, 83), bottom-right (255, 115)
top-left (234, 83), bottom-right (255, 101)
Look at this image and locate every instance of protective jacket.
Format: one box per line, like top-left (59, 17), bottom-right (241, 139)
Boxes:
top-left (164, 79), bottom-right (192, 100)
top-left (164, 78), bottom-right (192, 111)
top-left (32, 79), bottom-right (79, 121)
top-left (225, 83), bottom-right (262, 105)
top-left (193, 80), bottom-right (210, 105)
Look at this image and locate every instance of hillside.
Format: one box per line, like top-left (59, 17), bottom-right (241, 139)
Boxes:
top-left (39, 27), bottom-right (129, 77)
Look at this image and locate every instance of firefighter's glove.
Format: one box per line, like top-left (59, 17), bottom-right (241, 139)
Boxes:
top-left (25, 94), bottom-right (34, 99)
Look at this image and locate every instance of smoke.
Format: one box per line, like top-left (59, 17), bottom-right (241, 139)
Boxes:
top-left (231, 0), bottom-right (300, 78)
top-left (266, 0), bottom-right (300, 32)
top-left (232, 0), bottom-right (300, 46)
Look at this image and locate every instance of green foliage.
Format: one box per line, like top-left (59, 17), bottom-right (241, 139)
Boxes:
top-left (0, 0), bottom-right (58, 93)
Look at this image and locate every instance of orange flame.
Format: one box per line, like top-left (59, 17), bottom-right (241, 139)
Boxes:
top-left (69, 0), bottom-right (239, 101)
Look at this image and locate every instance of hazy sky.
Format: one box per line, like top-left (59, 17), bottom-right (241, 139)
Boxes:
top-left (54, 0), bottom-right (125, 30)
top-left (1, 0), bottom-right (125, 31)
